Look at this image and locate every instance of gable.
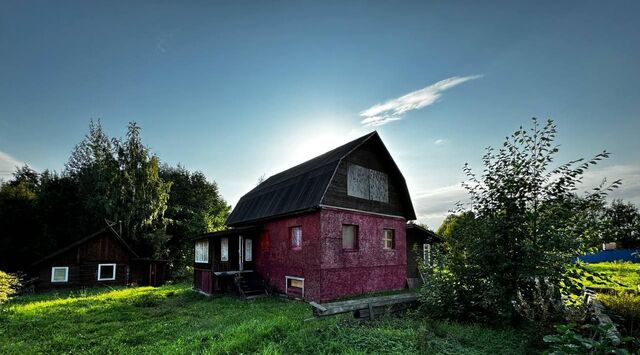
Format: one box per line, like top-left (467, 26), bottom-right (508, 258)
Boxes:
top-left (321, 137), bottom-right (415, 219)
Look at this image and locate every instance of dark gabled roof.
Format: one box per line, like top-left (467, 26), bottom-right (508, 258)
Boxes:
top-left (406, 223), bottom-right (442, 243)
top-left (227, 131), bottom-right (416, 226)
top-left (31, 223), bottom-right (138, 267)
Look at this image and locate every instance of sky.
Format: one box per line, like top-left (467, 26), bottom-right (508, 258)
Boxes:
top-left (1, 1), bottom-right (639, 229)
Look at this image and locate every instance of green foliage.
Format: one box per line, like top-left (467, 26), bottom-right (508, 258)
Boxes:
top-left (599, 291), bottom-right (640, 339)
top-left (0, 271), bottom-right (21, 303)
top-left (601, 200), bottom-right (640, 248)
top-left (0, 283), bottom-right (532, 354)
top-left (423, 118), bottom-right (619, 325)
top-left (160, 165), bottom-right (230, 279)
top-left (543, 323), bottom-right (633, 354)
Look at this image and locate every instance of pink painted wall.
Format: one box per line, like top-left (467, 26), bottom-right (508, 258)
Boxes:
top-left (319, 207), bottom-right (407, 301)
top-left (255, 211), bottom-right (323, 300)
top-left (254, 207), bottom-right (407, 301)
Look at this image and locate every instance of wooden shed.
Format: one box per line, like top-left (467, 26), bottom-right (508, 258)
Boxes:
top-left (30, 223), bottom-right (167, 291)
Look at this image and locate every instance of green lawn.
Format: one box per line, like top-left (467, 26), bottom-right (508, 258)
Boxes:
top-left (581, 261), bottom-right (640, 292)
top-left (0, 283), bottom-right (531, 354)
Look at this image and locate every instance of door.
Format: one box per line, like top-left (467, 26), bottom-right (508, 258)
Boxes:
top-left (243, 236), bottom-right (255, 270)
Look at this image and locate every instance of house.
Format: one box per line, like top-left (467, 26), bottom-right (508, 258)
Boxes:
top-left (30, 222), bottom-right (166, 291)
top-left (193, 131), bottom-right (439, 301)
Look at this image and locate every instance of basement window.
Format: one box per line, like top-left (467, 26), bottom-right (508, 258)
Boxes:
top-left (51, 267), bottom-right (69, 283)
top-left (97, 263), bottom-right (116, 281)
top-left (290, 226), bottom-right (302, 250)
top-left (383, 229), bottom-right (395, 250)
top-left (285, 276), bottom-right (304, 298)
top-left (195, 240), bottom-right (209, 263)
top-left (221, 238), bottom-right (229, 261)
top-left (342, 224), bottom-right (358, 250)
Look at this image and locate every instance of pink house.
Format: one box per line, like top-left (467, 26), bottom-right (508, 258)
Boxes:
top-left (193, 131), bottom-right (438, 301)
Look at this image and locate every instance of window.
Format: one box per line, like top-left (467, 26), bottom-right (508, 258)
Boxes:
top-left (260, 231), bottom-right (270, 251)
top-left (221, 237), bottom-right (229, 261)
top-left (285, 276), bottom-right (304, 298)
top-left (383, 229), bottom-right (395, 249)
top-left (245, 238), bottom-right (252, 262)
top-left (290, 226), bottom-right (302, 250)
top-left (51, 267), bottom-right (69, 283)
top-left (342, 224), bottom-right (358, 250)
top-left (423, 244), bottom-right (431, 265)
top-left (97, 263), bottom-right (116, 281)
top-left (195, 240), bottom-right (209, 263)
top-left (347, 164), bottom-right (389, 203)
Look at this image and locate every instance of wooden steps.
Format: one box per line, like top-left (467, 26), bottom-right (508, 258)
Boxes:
top-left (310, 292), bottom-right (419, 320)
top-left (235, 272), bottom-right (268, 299)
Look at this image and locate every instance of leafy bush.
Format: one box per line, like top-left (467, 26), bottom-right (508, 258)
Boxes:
top-left (0, 270), bottom-right (21, 303)
top-left (543, 323), bottom-right (633, 354)
top-left (599, 291), bottom-right (640, 339)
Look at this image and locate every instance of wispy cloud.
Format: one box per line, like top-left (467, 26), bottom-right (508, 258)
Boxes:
top-left (360, 75), bottom-right (483, 127)
top-left (0, 151), bottom-right (24, 178)
top-left (434, 138), bottom-right (447, 145)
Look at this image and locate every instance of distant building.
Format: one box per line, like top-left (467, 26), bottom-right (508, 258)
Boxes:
top-left (30, 223), bottom-right (166, 291)
top-left (193, 132), bottom-right (440, 301)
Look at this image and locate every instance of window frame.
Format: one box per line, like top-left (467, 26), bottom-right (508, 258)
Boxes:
top-left (220, 237), bottom-right (229, 262)
top-left (51, 266), bottom-right (69, 283)
top-left (383, 228), bottom-right (395, 250)
top-left (244, 238), bottom-right (253, 262)
top-left (97, 263), bottom-right (116, 281)
top-left (289, 226), bottom-right (302, 250)
top-left (341, 224), bottom-right (359, 251)
top-left (194, 240), bottom-right (209, 263)
top-left (285, 276), bottom-right (305, 298)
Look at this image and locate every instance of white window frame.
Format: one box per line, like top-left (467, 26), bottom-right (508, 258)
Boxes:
top-left (97, 263), bottom-right (117, 281)
top-left (221, 237), bottom-right (229, 262)
top-left (51, 266), bottom-right (69, 283)
top-left (195, 240), bottom-right (209, 263)
top-left (244, 238), bottom-right (252, 262)
top-left (285, 276), bottom-right (304, 298)
top-left (383, 229), bottom-right (395, 250)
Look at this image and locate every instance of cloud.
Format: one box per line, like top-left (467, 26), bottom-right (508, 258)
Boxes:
top-left (359, 75), bottom-right (483, 127)
top-left (156, 32), bottom-right (174, 53)
top-left (410, 163), bottom-right (640, 230)
top-left (434, 139), bottom-right (447, 145)
top-left (0, 151), bottom-right (24, 178)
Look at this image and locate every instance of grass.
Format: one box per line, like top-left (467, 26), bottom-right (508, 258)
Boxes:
top-left (0, 283), bottom-right (531, 354)
top-left (580, 261), bottom-right (640, 292)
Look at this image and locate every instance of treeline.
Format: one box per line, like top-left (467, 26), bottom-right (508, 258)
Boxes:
top-left (0, 121), bottom-right (230, 278)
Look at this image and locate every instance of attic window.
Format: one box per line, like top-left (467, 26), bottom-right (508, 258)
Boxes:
top-left (347, 164), bottom-right (388, 203)
top-left (51, 267), bottom-right (69, 283)
top-left (97, 263), bottom-right (116, 281)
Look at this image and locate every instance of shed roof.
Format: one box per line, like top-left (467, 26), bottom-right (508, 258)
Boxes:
top-left (226, 131), bottom-right (416, 226)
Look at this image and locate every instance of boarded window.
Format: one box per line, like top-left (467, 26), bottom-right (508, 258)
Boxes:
top-left (383, 229), bottom-right (395, 249)
top-left (347, 164), bottom-right (388, 203)
top-left (244, 238), bottom-right (252, 262)
top-left (347, 164), bottom-right (370, 199)
top-left (290, 226), bottom-right (302, 250)
top-left (221, 238), bottom-right (229, 261)
top-left (369, 169), bottom-right (389, 203)
top-left (51, 267), bottom-right (68, 283)
top-left (195, 240), bottom-right (209, 263)
top-left (342, 224), bottom-right (358, 250)
top-left (97, 264), bottom-right (116, 281)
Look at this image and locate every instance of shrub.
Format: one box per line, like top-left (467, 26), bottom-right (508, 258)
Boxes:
top-left (0, 270), bottom-right (21, 303)
top-left (543, 323), bottom-right (633, 354)
top-left (599, 291), bottom-right (640, 339)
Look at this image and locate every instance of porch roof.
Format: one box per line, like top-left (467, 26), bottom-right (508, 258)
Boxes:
top-left (192, 226), bottom-right (261, 241)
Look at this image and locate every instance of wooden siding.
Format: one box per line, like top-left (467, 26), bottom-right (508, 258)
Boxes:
top-left (322, 138), bottom-right (408, 217)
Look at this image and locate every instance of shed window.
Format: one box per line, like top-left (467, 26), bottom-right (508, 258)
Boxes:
top-left (195, 240), bottom-right (209, 263)
top-left (245, 238), bottom-right (253, 262)
top-left (342, 224), bottom-right (358, 250)
top-left (290, 226), bottom-right (302, 250)
top-left (347, 163), bottom-right (388, 203)
top-left (383, 229), bottom-right (395, 249)
top-left (221, 238), bottom-right (229, 261)
top-left (97, 263), bottom-right (116, 281)
top-left (51, 267), bottom-right (69, 283)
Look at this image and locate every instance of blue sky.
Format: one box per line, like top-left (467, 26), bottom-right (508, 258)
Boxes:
top-left (1, 1), bottom-right (639, 228)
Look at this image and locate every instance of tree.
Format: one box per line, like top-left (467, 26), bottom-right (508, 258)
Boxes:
top-left (160, 165), bottom-right (229, 279)
top-left (422, 118), bottom-right (620, 325)
top-left (603, 199), bottom-right (640, 248)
